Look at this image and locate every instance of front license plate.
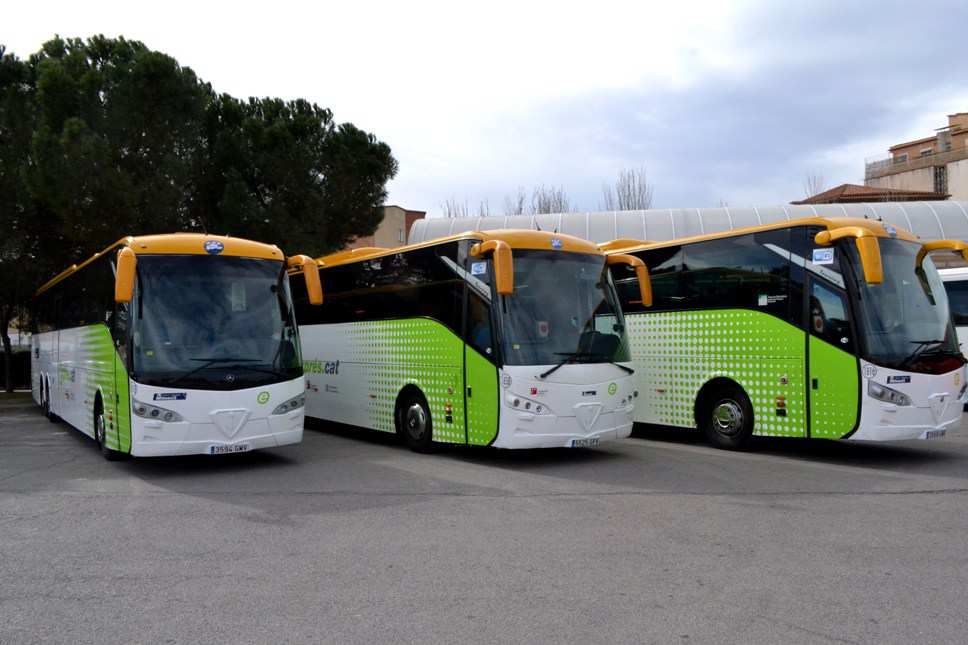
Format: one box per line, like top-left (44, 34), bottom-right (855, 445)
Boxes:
top-left (924, 429), bottom-right (946, 440)
top-left (571, 437), bottom-right (600, 448)
top-left (209, 443), bottom-right (250, 455)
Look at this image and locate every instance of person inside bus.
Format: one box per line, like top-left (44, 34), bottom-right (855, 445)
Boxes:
top-left (467, 295), bottom-right (493, 356)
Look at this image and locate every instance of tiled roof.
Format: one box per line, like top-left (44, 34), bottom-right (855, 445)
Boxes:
top-left (792, 183), bottom-right (948, 205)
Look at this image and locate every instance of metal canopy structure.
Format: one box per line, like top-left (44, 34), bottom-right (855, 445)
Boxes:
top-left (409, 201), bottom-right (968, 245)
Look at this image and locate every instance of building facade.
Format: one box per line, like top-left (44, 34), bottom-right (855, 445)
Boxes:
top-left (865, 112), bottom-right (968, 199)
top-left (340, 205), bottom-right (426, 251)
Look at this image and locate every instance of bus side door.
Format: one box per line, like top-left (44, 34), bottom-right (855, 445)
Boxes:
top-left (806, 278), bottom-right (861, 438)
top-left (462, 257), bottom-right (500, 446)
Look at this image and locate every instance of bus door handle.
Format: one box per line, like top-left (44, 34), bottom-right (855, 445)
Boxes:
top-left (812, 378), bottom-right (819, 390)
top-left (467, 387), bottom-right (472, 398)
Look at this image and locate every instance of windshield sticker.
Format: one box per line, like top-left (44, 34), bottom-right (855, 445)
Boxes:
top-left (231, 282), bottom-right (247, 311)
top-left (536, 321), bottom-right (550, 338)
top-left (153, 392), bottom-right (187, 401)
top-left (812, 248), bottom-right (835, 265)
top-left (471, 261), bottom-right (487, 276)
top-left (204, 240), bottom-right (224, 255)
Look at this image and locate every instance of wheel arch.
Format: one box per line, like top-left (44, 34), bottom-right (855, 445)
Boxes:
top-left (694, 376), bottom-right (750, 429)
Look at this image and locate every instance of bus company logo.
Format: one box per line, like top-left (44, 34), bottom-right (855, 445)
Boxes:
top-left (887, 375), bottom-right (911, 384)
top-left (883, 224), bottom-right (898, 238)
top-left (529, 387), bottom-right (548, 397)
top-left (304, 359), bottom-right (340, 375)
top-left (607, 383), bottom-right (618, 396)
top-left (204, 240), bottom-right (225, 255)
top-left (550, 238), bottom-right (563, 250)
top-left (581, 389), bottom-right (597, 397)
top-left (257, 391), bottom-right (270, 405)
top-left (153, 392), bottom-right (187, 401)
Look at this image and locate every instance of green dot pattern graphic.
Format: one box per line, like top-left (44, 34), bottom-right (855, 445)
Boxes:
top-left (628, 309), bottom-right (809, 437)
top-left (78, 325), bottom-right (131, 451)
top-left (342, 318), bottom-right (498, 445)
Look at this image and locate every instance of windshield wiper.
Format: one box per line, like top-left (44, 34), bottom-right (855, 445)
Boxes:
top-left (164, 357), bottom-right (261, 386)
top-left (899, 340), bottom-right (946, 369)
top-left (538, 352), bottom-right (634, 379)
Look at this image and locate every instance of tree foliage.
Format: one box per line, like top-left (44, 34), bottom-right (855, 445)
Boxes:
top-left (0, 35), bottom-right (398, 390)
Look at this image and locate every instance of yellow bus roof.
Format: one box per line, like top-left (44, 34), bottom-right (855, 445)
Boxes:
top-left (36, 233), bottom-right (283, 296)
top-left (599, 216), bottom-right (919, 255)
top-left (312, 229), bottom-right (604, 270)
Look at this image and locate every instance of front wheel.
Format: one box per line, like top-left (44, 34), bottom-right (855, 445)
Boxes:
top-left (699, 384), bottom-right (754, 450)
top-left (95, 403), bottom-right (120, 461)
top-left (396, 391), bottom-right (434, 453)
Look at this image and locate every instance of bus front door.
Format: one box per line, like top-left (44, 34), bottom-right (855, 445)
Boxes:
top-left (462, 278), bottom-right (501, 446)
top-left (806, 278), bottom-right (860, 438)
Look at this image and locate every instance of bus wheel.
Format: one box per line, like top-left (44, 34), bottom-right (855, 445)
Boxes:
top-left (396, 391), bottom-right (434, 453)
top-left (94, 400), bottom-right (120, 461)
top-left (699, 384), bottom-right (753, 450)
top-left (43, 381), bottom-right (58, 423)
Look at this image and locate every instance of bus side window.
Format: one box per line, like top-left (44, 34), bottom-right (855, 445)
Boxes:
top-left (619, 247), bottom-right (682, 312)
top-left (810, 281), bottom-right (854, 352)
top-left (466, 293), bottom-right (494, 359)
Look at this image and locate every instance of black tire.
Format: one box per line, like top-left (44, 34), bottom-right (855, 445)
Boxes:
top-left (396, 391), bottom-right (434, 453)
top-left (698, 384), bottom-right (754, 450)
top-left (94, 400), bottom-right (120, 461)
top-left (43, 380), bottom-right (59, 423)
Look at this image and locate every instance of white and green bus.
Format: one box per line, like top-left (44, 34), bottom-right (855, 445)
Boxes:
top-left (604, 217), bottom-right (967, 448)
top-left (31, 234), bottom-right (322, 459)
top-left (290, 229), bottom-right (651, 451)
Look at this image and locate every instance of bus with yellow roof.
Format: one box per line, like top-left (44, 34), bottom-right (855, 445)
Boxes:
top-left (289, 229), bottom-right (651, 450)
top-left (602, 217), bottom-right (967, 448)
top-left (31, 233), bottom-right (322, 458)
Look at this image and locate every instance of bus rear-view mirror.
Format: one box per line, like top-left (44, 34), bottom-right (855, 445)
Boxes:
top-left (289, 255), bottom-right (323, 305)
top-left (115, 247), bottom-right (137, 303)
top-left (814, 227), bottom-right (883, 285)
top-left (470, 240), bottom-right (514, 295)
top-left (607, 254), bottom-right (652, 307)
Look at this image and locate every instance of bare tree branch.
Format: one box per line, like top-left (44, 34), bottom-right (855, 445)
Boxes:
top-left (441, 198), bottom-right (469, 219)
top-left (531, 184), bottom-right (570, 214)
top-left (503, 187), bottom-right (527, 216)
top-left (600, 167), bottom-right (653, 211)
top-left (803, 172), bottom-right (826, 199)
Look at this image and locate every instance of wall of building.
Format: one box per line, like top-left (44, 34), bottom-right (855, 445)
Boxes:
top-left (341, 206), bottom-right (425, 252)
top-left (866, 167), bottom-right (935, 193)
top-left (948, 158), bottom-right (968, 200)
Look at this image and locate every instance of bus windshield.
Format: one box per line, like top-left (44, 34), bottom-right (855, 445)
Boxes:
top-left (131, 255), bottom-right (301, 389)
top-left (497, 250), bottom-right (630, 366)
top-left (849, 238), bottom-right (963, 372)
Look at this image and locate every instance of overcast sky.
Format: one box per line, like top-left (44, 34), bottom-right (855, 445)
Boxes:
top-left (7, 0), bottom-right (968, 216)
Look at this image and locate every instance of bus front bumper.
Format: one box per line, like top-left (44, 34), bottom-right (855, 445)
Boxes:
top-left (491, 406), bottom-right (635, 449)
top-left (130, 410), bottom-right (304, 457)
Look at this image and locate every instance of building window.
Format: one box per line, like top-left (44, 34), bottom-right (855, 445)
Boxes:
top-left (398, 228), bottom-right (405, 243)
top-left (894, 153), bottom-right (908, 163)
top-left (934, 166), bottom-right (948, 195)
top-left (920, 147), bottom-right (934, 157)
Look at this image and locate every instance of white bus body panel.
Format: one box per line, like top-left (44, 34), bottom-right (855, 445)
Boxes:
top-left (853, 359), bottom-right (964, 441)
top-left (128, 379), bottom-right (305, 456)
top-left (493, 364), bottom-right (635, 449)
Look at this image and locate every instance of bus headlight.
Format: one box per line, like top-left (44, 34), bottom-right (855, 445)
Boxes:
top-left (132, 400), bottom-right (184, 422)
top-left (272, 394), bottom-right (306, 415)
top-left (868, 381), bottom-right (912, 406)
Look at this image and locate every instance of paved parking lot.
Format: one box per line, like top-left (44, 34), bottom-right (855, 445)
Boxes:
top-left (2, 391), bottom-right (968, 644)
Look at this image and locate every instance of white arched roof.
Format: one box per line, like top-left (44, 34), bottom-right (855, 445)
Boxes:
top-left (408, 201), bottom-right (968, 245)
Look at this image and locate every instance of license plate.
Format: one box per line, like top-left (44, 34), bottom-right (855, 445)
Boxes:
top-left (208, 443), bottom-right (250, 455)
top-left (924, 429), bottom-right (946, 440)
top-left (571, 437), bottom-right (600, 448)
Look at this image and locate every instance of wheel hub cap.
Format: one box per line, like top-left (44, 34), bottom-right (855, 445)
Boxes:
top-left (712, 400), bottom-right (743, 437)
top-left (405, 404), bottom-right (427, 440)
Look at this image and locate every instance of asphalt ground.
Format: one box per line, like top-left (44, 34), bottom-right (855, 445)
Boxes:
top-left (2, 392), bottom-right (968, 645)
